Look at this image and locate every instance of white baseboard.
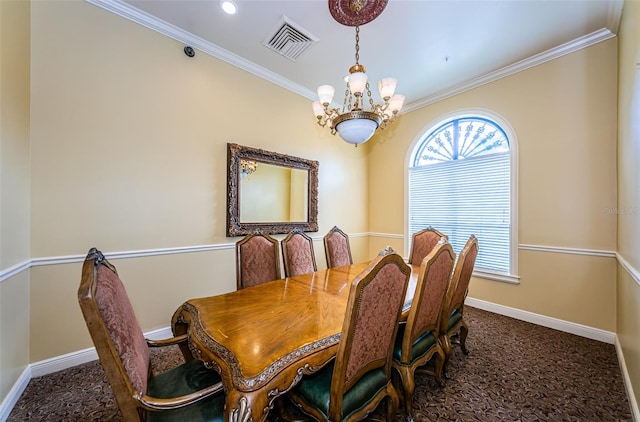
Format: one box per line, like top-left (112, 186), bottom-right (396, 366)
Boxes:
top-left (615, 336), bottom-right (640, 422)
top-left (466, 297), bottom-right (616, 344)
top-left (0, 366), bottom-right (31, 422)
top-left (30, 347), bottom-right (99, 378)
top-left (31, 326), bottom-right (173, 378)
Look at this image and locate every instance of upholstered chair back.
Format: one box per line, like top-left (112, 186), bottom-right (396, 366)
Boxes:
top-left (323, 226), bottom-right (353, 268)
top-left (408, 226), bottom-right (448, 265)
top-left (447, 235), bottom-right (479, 317)
top-left (78, 248), bottom-right (150, 419)
top-left (336, 250), bottom-right (409, 390)
top-left (281, 228), bottom-right (317, 277)
top-left (401, 238), bottom-right (455, 363)
top-left (236, 232), bottom-right (281, 289)
top-left (437, 235), bottom-right (479, 374)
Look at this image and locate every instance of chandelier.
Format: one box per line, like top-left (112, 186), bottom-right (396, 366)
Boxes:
top-left (240, 159), bottom-right (257, 177)
top-left (312, 0), bottom-right (404, 145)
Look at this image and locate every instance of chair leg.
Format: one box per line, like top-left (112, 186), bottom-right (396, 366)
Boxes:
top-left (433, 348), bottom-right (446, 386)
top-left (387, 385), bottom-right (401, 422)
top-left (440, 334), bottom-right (452, 379)
top-left (397, 366), bottom-right (415, 421)
top-left (459, 322), bottom-right (469, 355)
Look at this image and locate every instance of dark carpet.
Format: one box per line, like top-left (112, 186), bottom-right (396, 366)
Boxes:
top-left (7, 307), bottom-right (632, 421)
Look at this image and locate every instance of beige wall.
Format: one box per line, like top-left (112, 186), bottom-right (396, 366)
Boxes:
top-left (0, 0), bottom-right (31, 403)
top-left (1, 0), bottom-right (637, 415)
top-left (27, 0), bottom-right (370, 362)
top-left (367, 39), bottom-right (618, 331)
top-left (616, 0), bottom-right (640, 411)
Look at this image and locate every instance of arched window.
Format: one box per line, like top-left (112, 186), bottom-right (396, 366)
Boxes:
top-left (408, 112), bottom-right (517, 279)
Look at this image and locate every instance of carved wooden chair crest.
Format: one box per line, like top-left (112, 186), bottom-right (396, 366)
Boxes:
top-left (281, 228), bottom-right (317, 277)
top-left (287, 247), bottom-right (410, 421)
top-left (323, 226), bottom-right (353, 268)
top-left (77, 248), bottom-right (224, 421)
top-left (236, 231), bottom-right (281, 289)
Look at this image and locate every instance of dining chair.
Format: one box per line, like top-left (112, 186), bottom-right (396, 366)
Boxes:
top-left (281, 228), bottom-right (317, 277)
top-left (392, 237), bottom-right (455, 420)
top-left (440, 234), bottom-right (479, 375)
top-left (323, 226), bottom-right (353, 268)
top-left (286, 247), bottom-right (411, 421)
top-left (235, 231), bottom-right (281, 289)
top-left (78, 248), bottom-right (224, 422)
top-left (407, 226), bottom-right (448, 265)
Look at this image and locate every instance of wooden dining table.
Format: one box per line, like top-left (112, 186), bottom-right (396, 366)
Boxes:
top-left (171, 261), bottom-right (420, 422)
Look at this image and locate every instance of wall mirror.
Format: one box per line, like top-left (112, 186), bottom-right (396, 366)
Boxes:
top-left (226, 143), bottom-right (319, 236)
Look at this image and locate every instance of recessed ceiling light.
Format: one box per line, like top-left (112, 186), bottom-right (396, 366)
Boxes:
top-left (220, 0), bottom-right (238, 15)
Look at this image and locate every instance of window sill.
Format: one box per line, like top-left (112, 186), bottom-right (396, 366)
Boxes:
top-left (473, 270), bottom-right (520, 285)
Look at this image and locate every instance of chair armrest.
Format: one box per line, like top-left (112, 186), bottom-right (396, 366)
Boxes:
top-left (145, 334), bottom-right (188, 348)
top-left (135, 381), bottom-right (223, 411)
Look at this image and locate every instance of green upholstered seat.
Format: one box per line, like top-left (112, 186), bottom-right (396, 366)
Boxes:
top-left (147, 359), bottom-right (225, 422)
top-left (448, 309), bottom-right (463, 331)
top-left (292, 361), bottom-right (389, 421)
top-left (392, 323), bottom-right (438, 364)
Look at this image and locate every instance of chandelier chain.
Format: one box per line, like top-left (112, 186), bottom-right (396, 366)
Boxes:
top-left (354, 26), bottom-right (360, 65)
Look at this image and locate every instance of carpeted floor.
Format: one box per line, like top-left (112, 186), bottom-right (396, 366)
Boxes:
top-left (7, 307), bottom-right (633, 421)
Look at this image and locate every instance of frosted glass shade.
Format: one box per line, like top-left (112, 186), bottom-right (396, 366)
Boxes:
top-left (378, 78), bottom-right (397, 100)
top-left (312, 101), bottom-right (324, 118)
top-left (347, 72), bottom-right (368, 95)
top-left (388, 94), bottom-right (405, 113)
top-left (317, 85), bottom-right (335, 105)
top-left (335, 118), bottom-right (378, 145)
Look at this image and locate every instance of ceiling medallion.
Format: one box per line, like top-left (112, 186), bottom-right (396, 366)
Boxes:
top-left (328, 0), bottom-right (389, 27)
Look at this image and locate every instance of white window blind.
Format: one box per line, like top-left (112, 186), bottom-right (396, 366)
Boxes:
top-left (409, 152), bottom-right (511, 274)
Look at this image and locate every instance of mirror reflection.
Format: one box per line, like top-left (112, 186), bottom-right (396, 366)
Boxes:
top-left (239, 161), bottom-right (308, 223)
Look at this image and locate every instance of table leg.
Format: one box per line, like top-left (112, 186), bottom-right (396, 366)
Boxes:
top-left (225, 390), bottom-right (270, 422)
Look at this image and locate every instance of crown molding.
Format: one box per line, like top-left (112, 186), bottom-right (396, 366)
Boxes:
top-left (85, 0), bottom-right (316, 100)
top-left (606, 0), bottom-right (624, 34)
top-left (85, 0), bottom-right (617, 113)
top-left (403, 28), bottom-right (616, 112)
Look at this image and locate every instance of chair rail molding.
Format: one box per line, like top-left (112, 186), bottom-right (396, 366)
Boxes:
top-left (616, 252), bottom-right (640, 287)
top-left (1, 236), bottom-right (626, 284)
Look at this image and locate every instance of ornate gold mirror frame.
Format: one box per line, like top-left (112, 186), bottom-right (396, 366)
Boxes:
top-left (226, 143), bottom-right (319, 236)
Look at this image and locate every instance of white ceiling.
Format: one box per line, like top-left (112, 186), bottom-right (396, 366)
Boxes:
top-left (88, 0), bottom-right (623, 112)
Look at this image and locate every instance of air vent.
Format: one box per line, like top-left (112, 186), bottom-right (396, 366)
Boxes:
top-left (263, 16), bottom-right (318, 62)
